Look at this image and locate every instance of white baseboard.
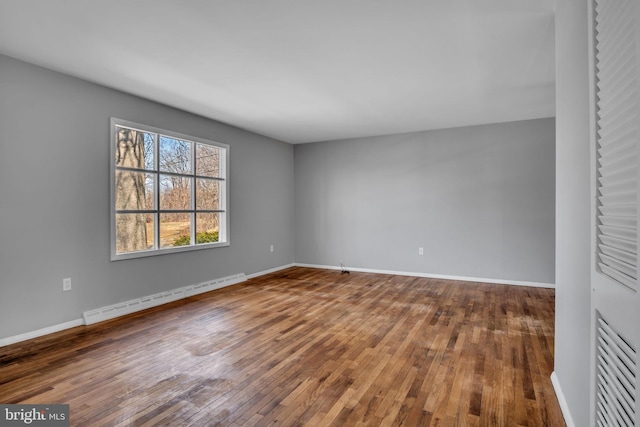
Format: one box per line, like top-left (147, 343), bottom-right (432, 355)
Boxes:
top-left (551, 371), bottom-right (575, 427)
top-left (0, 318), bottom-right (84, 348)
top-left (294, 263), bottom-right (555, 289)
top-left (245, 263), bottom-right (295, 280)
top-left (83, 272), bottom-right (247, 325)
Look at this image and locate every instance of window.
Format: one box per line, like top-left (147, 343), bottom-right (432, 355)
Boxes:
top-left (110, 118), bottom-right (229, 260)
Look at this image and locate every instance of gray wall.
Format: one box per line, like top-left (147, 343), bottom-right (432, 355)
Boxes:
top-left (554, 1), bottom-right (592, 425)
top-left (294, 118), bottom-right (555, 284)
top-left (0, 55), bottom-right (295, 339)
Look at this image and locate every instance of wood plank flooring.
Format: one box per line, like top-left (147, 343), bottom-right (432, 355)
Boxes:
top-left (0, 267), bottom-right (565, 426)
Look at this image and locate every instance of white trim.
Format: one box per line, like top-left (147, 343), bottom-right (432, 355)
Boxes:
top-left (245, 263), bottom-right (296, 280)
top-left (83, 273), bottom-right (246, 325)
top-left (551, 371), bottom-right (575, 427)
top-left (0, 319), bottom-right (84, 348)
top-left (294, 263), bottom-right (555, 289)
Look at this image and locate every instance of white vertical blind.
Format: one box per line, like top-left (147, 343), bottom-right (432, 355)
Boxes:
top-left (594, 0), bottom-right (638, 291)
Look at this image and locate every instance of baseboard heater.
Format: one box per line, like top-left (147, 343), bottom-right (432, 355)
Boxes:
top-left (82, 273), bottom-right (246, 325)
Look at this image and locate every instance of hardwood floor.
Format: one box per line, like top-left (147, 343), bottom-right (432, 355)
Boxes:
top-left (0, 267), bottom-right (565, 426)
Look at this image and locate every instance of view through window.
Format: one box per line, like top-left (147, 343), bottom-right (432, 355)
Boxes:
top-left (111, 119), bottom-right (228, 260)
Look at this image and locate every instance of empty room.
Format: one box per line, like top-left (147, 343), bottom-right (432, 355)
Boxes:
top-left (1, 1), bottom-right (638, 426)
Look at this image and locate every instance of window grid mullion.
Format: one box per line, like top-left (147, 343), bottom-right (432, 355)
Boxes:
top-left (154, 132), bottom-right (160, 250)
top-left (116, 209), bottom-right (224, 214)
top-left (194, 175), bottom-right (225, 181)
top-left (191, 141), bottom-right (196, 245)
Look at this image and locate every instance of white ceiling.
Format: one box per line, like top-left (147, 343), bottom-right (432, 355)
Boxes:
top-left (0, 1), bottom-right (555, 144)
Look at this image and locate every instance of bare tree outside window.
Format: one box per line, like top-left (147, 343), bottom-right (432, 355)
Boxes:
top-left (195, 143), bottom-right (221, 233)
top-left (115, 128), bottom-right (151, 252)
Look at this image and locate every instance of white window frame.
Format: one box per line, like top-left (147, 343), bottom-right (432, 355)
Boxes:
top-left (110, 118), bottom-right (230, 261)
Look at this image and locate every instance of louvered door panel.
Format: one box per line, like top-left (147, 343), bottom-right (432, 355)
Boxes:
top-left (594, 0), bottom-right (639, 292)
top-left (596, 314), bottom-right (637, 426)
top-left (591, 0), bottom-right (640, 425)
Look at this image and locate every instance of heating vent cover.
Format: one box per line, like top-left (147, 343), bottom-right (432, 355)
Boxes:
top-left (594, 0), bottom-right (639, 291)
top-left (596, 314), bottom-right (637, 426)
top-left (82, 273), bottom-right (246, 325)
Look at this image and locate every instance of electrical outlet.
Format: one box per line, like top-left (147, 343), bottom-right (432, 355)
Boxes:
top-left (270, 244), bottom-right (274, 253)
top-left (418, 247), bottom-right (424, 255)
top-left (63, 278), bottom-right (72, 291)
